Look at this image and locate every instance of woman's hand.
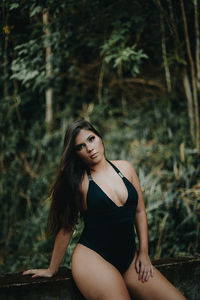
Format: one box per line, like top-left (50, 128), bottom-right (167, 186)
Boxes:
top-left (22, 268), bottom-right (55, 278)
top-left (135, 252), bottom-right (154, 283)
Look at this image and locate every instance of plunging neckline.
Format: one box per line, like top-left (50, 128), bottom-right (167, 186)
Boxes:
top-left (86, 160), bottom-right (130, 208)
top-left (90, 178), bottom-right (129, 208)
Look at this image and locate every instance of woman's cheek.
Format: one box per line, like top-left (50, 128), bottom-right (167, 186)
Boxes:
top-left (98, 140), bottom-right (104, 154)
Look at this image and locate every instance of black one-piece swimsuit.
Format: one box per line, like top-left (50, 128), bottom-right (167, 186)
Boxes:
top-left (79, 160), bottom-right (138, 274)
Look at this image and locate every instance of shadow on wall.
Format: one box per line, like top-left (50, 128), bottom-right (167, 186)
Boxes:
top-left (0, 257), bottom-right (200, 300)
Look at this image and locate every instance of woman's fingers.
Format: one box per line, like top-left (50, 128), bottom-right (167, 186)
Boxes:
top-left (138, 264), bottom-right (145, 280)
top-left (23, 269), bottom-right (38, 278)
top-left (135, 254), bottom-right (154, 283)
top-left (145, 269), bottom-right (151, 281)
top-left (135, 258), bottom-right (140, 273)
top-left (142, 267), bottom-right (147, 282)
top-left (150, 265), bottom-right (154, 277)
top-left (144, 264), bottom-right (153, 281)
top-left (22, 269), bottom-right (52, 278)
top-left (23, 269), bottom-right (39, 278)
top-left (32, 274), bottom-right (40, 278)
top-left (23, 269), bottom-right (35, 275)
top-left (138, 264), bottom-right (154, 282)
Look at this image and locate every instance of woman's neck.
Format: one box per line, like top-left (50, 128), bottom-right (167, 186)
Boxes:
top-left (89, 156), bottom-right (109, 174)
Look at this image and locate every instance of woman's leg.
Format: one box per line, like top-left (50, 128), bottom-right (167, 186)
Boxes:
top-left (72, 244), bottom-right (131, 300)
top-left (123, 253), bottom-right (186, 300)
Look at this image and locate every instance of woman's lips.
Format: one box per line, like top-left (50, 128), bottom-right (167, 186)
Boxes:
top-left (90, 153), bottom-right (98, 158)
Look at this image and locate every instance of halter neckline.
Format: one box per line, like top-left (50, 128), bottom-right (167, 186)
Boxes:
top-left (87, 159), bottom-right (124, 181)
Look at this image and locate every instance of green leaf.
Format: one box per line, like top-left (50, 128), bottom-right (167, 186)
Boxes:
top-left (9, 3), bottom-right (19, 10)
top-left (30, 6), bottom-right (42, 17)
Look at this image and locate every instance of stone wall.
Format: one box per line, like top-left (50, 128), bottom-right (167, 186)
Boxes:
top-left (0, 257), bottom-right (199, 300)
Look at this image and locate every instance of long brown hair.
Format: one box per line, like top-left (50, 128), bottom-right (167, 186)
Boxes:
top-left (47, 119), bottom-right (102, 236)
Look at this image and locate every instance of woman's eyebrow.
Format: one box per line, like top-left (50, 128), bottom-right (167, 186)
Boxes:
top-left (75, 143), bottom-right (83, 148)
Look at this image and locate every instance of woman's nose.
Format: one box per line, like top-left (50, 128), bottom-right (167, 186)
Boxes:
top-left (86, 143), bottom-right (93, 152)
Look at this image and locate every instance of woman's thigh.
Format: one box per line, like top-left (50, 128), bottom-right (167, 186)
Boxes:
top-left (123, 254), bottom-right (186, 300)
top-left (72, 243), bottom-right (131, 300)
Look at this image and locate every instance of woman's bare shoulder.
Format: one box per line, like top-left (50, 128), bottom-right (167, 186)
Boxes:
top-left (111, 160), bottom-right (136, 177)
top-left (111, 160), bottom-right (141, 194)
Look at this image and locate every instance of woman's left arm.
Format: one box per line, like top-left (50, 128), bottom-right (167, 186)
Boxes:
top-left (126, 161), bottom-right (154, 283)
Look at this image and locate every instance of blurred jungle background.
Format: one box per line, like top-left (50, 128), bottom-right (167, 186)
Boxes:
top-left (0, 0), bottom-right (200, 274)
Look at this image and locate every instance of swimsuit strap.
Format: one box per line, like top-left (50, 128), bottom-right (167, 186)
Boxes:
top-left (86, 168), bottom-right (93, 181)
top-left (86, 160), bottom-right (124, 181)
top-left (107, 160), bottom-right (124, 178)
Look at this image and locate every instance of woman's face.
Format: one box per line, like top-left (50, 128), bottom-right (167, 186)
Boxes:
top-left (74, 129), bottom-right (104, 165)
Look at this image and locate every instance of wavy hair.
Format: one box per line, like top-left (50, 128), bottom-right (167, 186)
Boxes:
top-left (47, 119), bottom-right (102, 236)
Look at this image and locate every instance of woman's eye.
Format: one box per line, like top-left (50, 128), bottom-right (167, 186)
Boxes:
top-left (89, 136), bottom-right (95, 142)
top-left (76, 144), bottom-right (83, 151)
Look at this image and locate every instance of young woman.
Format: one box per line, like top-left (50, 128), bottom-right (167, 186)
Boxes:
top-left (23, 119), bottom-right (186, 300)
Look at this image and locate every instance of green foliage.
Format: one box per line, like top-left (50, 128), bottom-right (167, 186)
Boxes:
top-left (101, 20), bottom-right (148, 76)
top-left (0, 0), bottom-right (199, 274)
top-left (9, 3), bottom-right (19, 11)
top-left (101, 98), bottom-right (199, 259)
top-left (11, 39), bottom-right (47, 91)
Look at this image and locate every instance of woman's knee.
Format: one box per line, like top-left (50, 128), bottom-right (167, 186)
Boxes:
top-left (124, 266), bottom-right (186, 300)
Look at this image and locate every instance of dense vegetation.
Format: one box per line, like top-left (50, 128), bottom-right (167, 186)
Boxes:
top-left (0, 0), bottom-right (199, 273)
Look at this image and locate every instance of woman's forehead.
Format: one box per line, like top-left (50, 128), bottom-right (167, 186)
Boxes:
top-left (75, 129), bottom-right (94, 143)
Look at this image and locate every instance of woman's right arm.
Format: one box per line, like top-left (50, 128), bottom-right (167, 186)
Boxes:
top-left (23, 227), bottom-right (74, 278)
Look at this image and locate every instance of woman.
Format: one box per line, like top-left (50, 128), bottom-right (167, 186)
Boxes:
top-left (23, 119), bottom-right (186, 300)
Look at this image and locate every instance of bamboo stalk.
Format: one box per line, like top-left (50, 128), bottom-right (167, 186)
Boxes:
top-left (154, 214), bottom-right (168, 259)
top-left (166, 0), bottom-right (197, 147)
top-left (159, 5), bottom-right (172, 92)
top-left (3, 1), bottom-right (9, 99)
top-left (43, 10), bottom-right (53, 129)
top-left (167, 0), bottom-right (180, 47)
top-left (182, 69), bottom-right (195, 142)
top-left (179, 0), bottom-right (199, 150)
top-left (194, 0), bottom-right (200, 90)
top-left (117, 62), bottom-right (127, 113)
top-left (98, 60), bottom-right (104, 102)
top-left (156, 0), bottom-right (173, 37)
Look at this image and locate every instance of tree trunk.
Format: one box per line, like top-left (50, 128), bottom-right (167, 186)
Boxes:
top-left (179, 0), bottom-right (199, 150)
top-left (98, 60), bottom-right (104, 103)
top-left (167, 0), bottom-right (181, 50)
top-left (159, 4), bottom-right (172, 92)
top-left (3, 1), bottom-right (9, 99)
top-left (43, 10), bottom-right (53, 129)
top-left (194, 0), bottom-right (200, 91)
top-left (117, 62), bottom-right (127, 114)
top-left (182, 70), bottom-right (195, 142)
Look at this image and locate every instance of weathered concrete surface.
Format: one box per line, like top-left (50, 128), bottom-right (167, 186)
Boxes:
top-left (0, 268), bottom-right (84, 300)
top-left (152, 256), bottom-right (200, 300)
top-left (0, 257), bottom-right (199, 300)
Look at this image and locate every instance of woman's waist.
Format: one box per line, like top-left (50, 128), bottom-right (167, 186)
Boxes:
top-left (82, 206), bottom-right (136, 227)
top-left (79, 223), bottom-right (135, 247)
top-left (82, 213), bottom-right (136, 234)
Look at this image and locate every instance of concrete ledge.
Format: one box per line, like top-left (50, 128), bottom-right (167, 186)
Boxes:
top-left (0, 257), bottom-right (200, 300)
top-left (0, 268), bottom-right (84, 300)
top-left (153, 257), bottom-right (200, 300)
